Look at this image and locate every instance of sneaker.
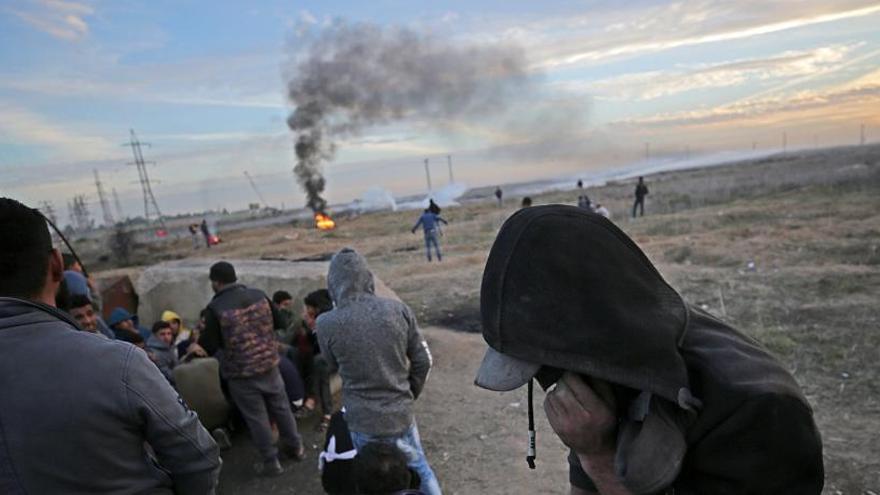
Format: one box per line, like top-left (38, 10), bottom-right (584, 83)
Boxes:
top-left (254, 457), bottom-right (284, 477)
top-left (211, 428), bottom-right (232, 450)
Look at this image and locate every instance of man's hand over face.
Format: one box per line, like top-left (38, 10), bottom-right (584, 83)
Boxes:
top-left (544, 371), bottom-right (618, 457)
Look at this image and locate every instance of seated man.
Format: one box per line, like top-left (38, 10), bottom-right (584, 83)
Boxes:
top-left (474, 205), bottom-right (823, 494)
top-left (147, 320), bottom-right (179, 386)
top-left (162, 309), bottom-right (193, 346)
top-left (68, 294), bottom-right (107, 338)
top-left (108, 306), bottom-right (150, 341)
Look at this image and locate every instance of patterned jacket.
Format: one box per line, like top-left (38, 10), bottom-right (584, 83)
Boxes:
top-left (201, 283), bottom-right (281, 379)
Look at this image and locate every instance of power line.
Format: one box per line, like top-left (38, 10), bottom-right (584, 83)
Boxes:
top-left (124, 129), bottom-right (167, 231)
top-left (447, 155), bottom-right (454, 184)
top-left (112, 188), bottom-right (125, 221)
top-left (93, 169), bottom-right (115, 226)
top-left (424, 158), bottom-right (432, 192)
top-left (243, 171), bottom-right (268, 207)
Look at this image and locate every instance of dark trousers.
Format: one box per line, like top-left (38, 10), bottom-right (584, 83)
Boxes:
top-left (632, 197), bottom-right (645, 218)
top-left (227, 367), bottom-right (302, 461)
top-left (293, 348), bottom-right (333, 415)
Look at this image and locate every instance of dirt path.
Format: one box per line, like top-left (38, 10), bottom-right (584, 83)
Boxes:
top-left (217, 327), bottom-right (572, 494)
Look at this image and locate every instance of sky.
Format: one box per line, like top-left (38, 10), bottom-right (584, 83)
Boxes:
top-left (1, 0), bottom-right (879, 224)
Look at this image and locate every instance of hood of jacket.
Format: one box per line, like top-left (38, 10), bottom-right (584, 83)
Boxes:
top-left (146, 334), bottom-right (173, 352)
top-left (481, 204), bottom-right (694, 408)
top-left (327, 248), bottom-right (375, 305)
top-left (161, 310), bottom-right (181, 324)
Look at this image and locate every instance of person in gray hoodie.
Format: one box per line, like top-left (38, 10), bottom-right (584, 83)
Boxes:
top-left (0, 197), bottom-right (221, 494)
top-left (317, 248), bottom-right (439, 495)
top-left (147, 320), bottom-right (179, 386)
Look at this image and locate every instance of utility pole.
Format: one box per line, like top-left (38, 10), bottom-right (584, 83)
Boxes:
top-left (644, 142), bottom-right (650, 162)
top-left (861, 123), bottom-right (866, 146)
top-left (93, 169), bottom-right (115, 226)
top-left (112, 188), bottom-right (124, 222)
top-left (447, 155), bottom-right (454, 184)
top-left (424, 158), bottom-right (432, 192)
top-left (752, 141), bottom-right (757, 151)
top-left (124, 129), bottom-right (167, 231)
top-left (243, 171), bottom-right (268, 207)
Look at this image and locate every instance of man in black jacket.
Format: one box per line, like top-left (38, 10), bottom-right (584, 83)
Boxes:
top-left (632, 176), bottom-right (648, 218)
top-left (474, 205), bottom-right (823, 494)
top-left (0, 197), bottom-right (220, 494)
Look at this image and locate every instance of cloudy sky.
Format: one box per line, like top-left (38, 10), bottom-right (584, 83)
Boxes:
top-left (2, 0), bottom-right (879, 223)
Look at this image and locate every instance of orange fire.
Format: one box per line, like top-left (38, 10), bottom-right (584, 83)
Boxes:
top-left (315, 212), bottom-right (336, 230)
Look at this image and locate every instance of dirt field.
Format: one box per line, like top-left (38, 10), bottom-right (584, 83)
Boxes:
top-left (86, 144), bottom-right (880, 493)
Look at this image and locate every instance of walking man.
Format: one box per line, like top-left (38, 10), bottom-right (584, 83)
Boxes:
top-left (494, 186), bottom-right (503, 207)
top-left (0, 198), bottom-right (220, 493)
top-left (199, 261), bottom-right (305, 476)
top-left (317, 248), bottom-right (440, 494)
top-left (411, 209), bottom-right (448, 262)
top-left (632, 176), bottom-right (648, 218)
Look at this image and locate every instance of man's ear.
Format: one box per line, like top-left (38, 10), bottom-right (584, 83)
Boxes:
top-left (49, 249), bottom-right (64, 283)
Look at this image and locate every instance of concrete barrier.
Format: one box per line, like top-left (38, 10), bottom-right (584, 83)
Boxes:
top-left (135, 257), bottom-right (398, 327)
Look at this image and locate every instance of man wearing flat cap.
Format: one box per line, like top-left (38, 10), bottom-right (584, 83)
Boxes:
top-left (475, 204), bottom-right (823, 494)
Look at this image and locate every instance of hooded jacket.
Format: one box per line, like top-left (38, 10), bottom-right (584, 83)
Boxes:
top-left (317, 248), bottom-right (433, 436)
top-left (107, 307), bottom-right (150, 341)
top-left (161, 310), bottom-right (192, 346)
top-left (0, 297), bottom-right (220, 494)
top-left (147, 333), bottom-right (179, 386)
top-left (480, 205), bottom-right (823, 494)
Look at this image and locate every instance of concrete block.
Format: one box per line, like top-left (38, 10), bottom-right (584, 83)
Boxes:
top-left (136, 258), bottom-right (397, 327)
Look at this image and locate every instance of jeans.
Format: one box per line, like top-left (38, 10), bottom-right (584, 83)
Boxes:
top-left (350, 422), bottom-right (442, 495)
top-left (227, 367), bottom-right (302, 461)
top-left (424, 230), bottom-right (442, 261)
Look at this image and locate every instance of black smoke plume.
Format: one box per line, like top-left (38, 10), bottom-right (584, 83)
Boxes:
top-left (286, 21), bottom-right (530, 212)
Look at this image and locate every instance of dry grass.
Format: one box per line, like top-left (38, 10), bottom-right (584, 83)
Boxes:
top-left (85, 144), bottom-right (880, 492)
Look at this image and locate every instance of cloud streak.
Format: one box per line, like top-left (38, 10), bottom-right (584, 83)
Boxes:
top-left (11, 0), bottom-right (94, 41)
top-left (575, 43), bottom-right (860, 101)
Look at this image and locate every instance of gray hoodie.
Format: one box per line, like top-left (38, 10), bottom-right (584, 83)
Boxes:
top-left (0, 297), bottom-right (220, 494)
top-left (147, 334), bottom-right (179, 386)
top-left (317, 248), bottom-right (432, 436)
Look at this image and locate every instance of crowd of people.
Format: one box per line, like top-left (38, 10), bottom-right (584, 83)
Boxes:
top-left (1, 186), bottom-right (826, 494)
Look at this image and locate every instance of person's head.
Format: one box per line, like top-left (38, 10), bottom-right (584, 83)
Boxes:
top-left (152, 320), bottom-right (173, 345)
top-left (209, 261), bottom-right (237, 293)
top-left (521, 196), bottom-right (532, 208)
top-left (354, 442), bottom-right (420, 494)
top-left (160, 310), bottom-right (183, 334)
top-left (0, 198), bottom-right (63, 305)
top-left (68, 294), bottom-right (98, 332)
top-left (302, 288), bottom-right (333, 330)
top-left (273, 290), bottom-right (294, 310)
top-left (638, 176), bottom-right (644, 183)
top-left (108, 307), bottom-right (136, 333)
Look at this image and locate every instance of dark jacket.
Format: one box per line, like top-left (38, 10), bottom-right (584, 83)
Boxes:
top-left (635, 182), bottom-right (649, 199)
top-left (201, 283), bottom-right (281, 379)
top-left (317, 249), bottom-right (433, 436)
top-left (480, 205), bottom-right (823, 494)
top-left (0, 297), bottom-right (220, 494)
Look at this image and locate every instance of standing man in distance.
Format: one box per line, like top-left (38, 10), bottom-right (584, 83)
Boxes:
top-left (0, 197), bottom-right (220, 494)
top-left (199, 261), bottom-right (305, 476)
top-left (317, 248), bottom-right (440, 495)
top-left (411, 208), bottom-right (449, 262)
top-left (632, 176), bottom-right (649, 218)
